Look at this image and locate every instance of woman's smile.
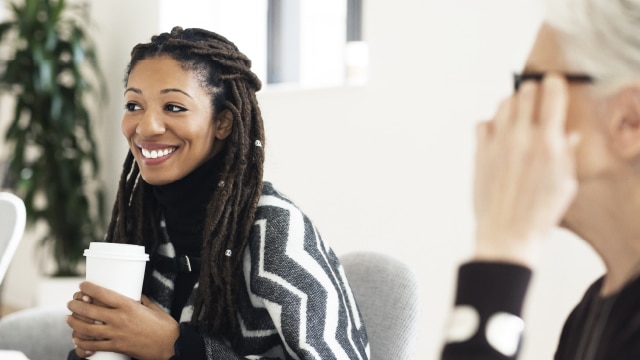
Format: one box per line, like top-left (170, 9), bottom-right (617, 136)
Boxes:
top-left (137, 143), bottom-right (178, 165)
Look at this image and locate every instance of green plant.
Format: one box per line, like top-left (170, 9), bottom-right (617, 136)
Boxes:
top-left (0, 0), bottom-right (106, 276)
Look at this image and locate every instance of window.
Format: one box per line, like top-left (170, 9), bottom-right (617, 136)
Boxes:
top-left (267, 0), bottom-right (300, 84)
top-left (345, 0), bottom-right (367, 85)
top-left (159, 0), bottom-right (367, 89)
top-left (347, 0), bottom-right (363, 42)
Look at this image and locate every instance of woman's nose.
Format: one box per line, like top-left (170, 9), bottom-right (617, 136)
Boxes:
top-left (136, 110), bottom-right (165, 136)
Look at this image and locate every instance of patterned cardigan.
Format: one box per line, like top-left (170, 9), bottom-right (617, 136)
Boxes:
top-left (70, 183), bottom-right (370, 359)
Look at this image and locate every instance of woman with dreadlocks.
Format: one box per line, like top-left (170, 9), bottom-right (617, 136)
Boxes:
top-left (65, 27), bottom-right (369, 360)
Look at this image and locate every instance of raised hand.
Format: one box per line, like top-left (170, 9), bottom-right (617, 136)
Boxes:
top-left (473, 74), bottom-right (581, 266)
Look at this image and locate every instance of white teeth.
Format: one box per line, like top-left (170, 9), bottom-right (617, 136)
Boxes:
top-left (140, 147), bottom-right (175, 159)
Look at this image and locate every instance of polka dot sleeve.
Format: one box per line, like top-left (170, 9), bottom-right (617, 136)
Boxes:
top-left (441, 262), bottom-right (532, 360)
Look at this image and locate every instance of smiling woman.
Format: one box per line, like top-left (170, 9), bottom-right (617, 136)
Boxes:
top-left (64, 27), bottom-right (370, 360)
top-left (121, 57), bottom-right (231, 185)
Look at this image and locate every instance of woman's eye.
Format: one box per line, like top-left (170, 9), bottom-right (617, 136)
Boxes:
top-left (166, 104), bottom-right (187, 112)
top-left (125, 102), bottom-right (141, 111)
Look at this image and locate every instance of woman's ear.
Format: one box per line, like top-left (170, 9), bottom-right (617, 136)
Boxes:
top-left (215, 109), bottom-right (234, 140)
top-left (608, 86), bottom-right (640, 161)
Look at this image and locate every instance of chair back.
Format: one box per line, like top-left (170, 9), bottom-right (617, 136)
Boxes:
top-left (0, 192), bottom-right (26, 286)
top-left (0, 306), bottom-right (73, 359)
top-left (341, 251), bottom-right (420, 360)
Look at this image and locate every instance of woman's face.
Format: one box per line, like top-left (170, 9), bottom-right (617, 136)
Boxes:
top-left (122, 56), bottom-right (231, 185)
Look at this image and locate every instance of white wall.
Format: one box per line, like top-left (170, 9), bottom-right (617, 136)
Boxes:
top-left (1, 1), bottom-right (606, 359)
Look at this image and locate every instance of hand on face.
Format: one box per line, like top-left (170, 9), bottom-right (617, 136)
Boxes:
top-left (66, 281), bottom-right (180, 360)
top-left (473, 74), bottom-right (581, 267)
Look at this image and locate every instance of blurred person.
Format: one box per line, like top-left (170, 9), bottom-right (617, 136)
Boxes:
top-left (65, 27), bottom-right (369, 360)
top-left (442, 0), bottom-right (640, 359)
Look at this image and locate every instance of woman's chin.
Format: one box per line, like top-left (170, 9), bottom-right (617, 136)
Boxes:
top-left (140, 173), bottom-right (177, 186)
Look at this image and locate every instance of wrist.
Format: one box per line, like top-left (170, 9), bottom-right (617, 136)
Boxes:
top-left (162, 323), bottom-right (180, 359)
top-left (473, 235), bottom-right (541, 267)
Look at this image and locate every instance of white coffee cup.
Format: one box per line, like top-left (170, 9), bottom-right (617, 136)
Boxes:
top-left (83, 242), bottom-right (150, 360)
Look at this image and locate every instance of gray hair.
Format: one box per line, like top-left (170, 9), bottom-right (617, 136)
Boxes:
top-left (546, 0), bottom-right (640, 93)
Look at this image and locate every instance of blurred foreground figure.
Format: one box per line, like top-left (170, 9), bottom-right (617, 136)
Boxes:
top-left (442, 0), bottom-right (640, 359)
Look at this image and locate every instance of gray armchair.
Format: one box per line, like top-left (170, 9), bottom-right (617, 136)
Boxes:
top-left (340, 251), bottom-right (420, 359)
top-left (0, 306), bottom-right (72, 360)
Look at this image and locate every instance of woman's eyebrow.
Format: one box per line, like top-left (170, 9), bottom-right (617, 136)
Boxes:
top-left (123, 87), bottom-right (193, 99)
top-left (124, 87), bottom-right (141, 95)
top-left (161, 88), bottom-right (193, 98)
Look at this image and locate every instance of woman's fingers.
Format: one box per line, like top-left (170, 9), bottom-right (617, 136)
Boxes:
top-left (493, 98), bottom-right (514, 135)
top-left (72, 332), bottom-right (112, 358)
top-left (539, 74), bottom-right (569, 135)
top-left (73, 341), bottom-right (95, 359)
top-left (68, 310), bottom-right (96, 325)
top-left (472, 73), bottom-right (578, 266)
top-left (73, 291), bottom-right (93, 304)
top-left (68, 296), bottom-right (105, 321)
top-left (475, 120), bottom-right (491, 149)
top-left (67, 314), bottom-right (109, 339)
top-left (68, 290), bottom-right (97, 324)
top-left (79, 281), bottom-right (133, 308)
top-left (514, 81), bottom-right (539, 128)
top-left (68, 287), bottom-right (179, 358)
top-left (568, 131), bottom-right (582, 150)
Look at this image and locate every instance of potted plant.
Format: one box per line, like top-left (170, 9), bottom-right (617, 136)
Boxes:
top-left (0, 0), bottom-right (106, 278)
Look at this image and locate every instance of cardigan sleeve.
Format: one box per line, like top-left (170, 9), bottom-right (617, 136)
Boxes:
top-left (241, 190), bottom-right (370, 359)
top-left (441, 261), bottom-right (532, 360)
top-left (171, 323), bottom-right (207, 359)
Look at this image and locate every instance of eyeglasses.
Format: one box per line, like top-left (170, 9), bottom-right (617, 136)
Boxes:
top-left (513, 72), bottom-right (594, 92)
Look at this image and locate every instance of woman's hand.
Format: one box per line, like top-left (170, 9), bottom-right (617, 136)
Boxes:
top-left (473, 74), bottom-right (580, 266)
top-left (67, 281), bottom-right (180, 360)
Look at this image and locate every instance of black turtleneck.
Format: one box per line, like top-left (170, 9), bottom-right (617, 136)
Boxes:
top-left (152, 152), bottom-right (223, 319)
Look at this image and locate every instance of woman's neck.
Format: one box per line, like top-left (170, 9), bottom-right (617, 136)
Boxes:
top-left (152, 153), bottom-right (223, 255)
top-left (563, 177), bottom-right (640, 297)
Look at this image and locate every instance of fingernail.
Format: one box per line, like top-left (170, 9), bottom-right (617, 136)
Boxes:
top-left (82, 295), bottom-right (90, 302)
top-left (85, 350), bottom-right (94, 356)
top-left (94, 320), bottom-right (104, 325)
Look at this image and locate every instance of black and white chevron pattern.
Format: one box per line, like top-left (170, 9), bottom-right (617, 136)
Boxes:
top-left (146, 182), bottom-right (370, 359)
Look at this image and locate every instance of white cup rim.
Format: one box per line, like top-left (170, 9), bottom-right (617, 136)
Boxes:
top-left (84, 242), bottom-right (149, 261)
top-left (83, 250), bottom-right (149, 261)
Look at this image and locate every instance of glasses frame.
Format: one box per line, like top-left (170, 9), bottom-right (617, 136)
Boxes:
top-left (513, 72), bottom-right (594, 92)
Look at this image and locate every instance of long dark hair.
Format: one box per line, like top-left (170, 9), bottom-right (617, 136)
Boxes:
top-left (105, 27), bottom-right (265, 344)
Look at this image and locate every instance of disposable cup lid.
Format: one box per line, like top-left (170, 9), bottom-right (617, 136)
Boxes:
top-left (83, 242), bottom-right (149, 262)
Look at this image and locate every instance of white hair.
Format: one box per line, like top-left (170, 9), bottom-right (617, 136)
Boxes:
top-left (545, 0), bottom-right (640, 93)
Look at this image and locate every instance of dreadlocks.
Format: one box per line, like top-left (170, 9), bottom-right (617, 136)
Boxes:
top-left (105, 27), bottom-right (265, 344)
